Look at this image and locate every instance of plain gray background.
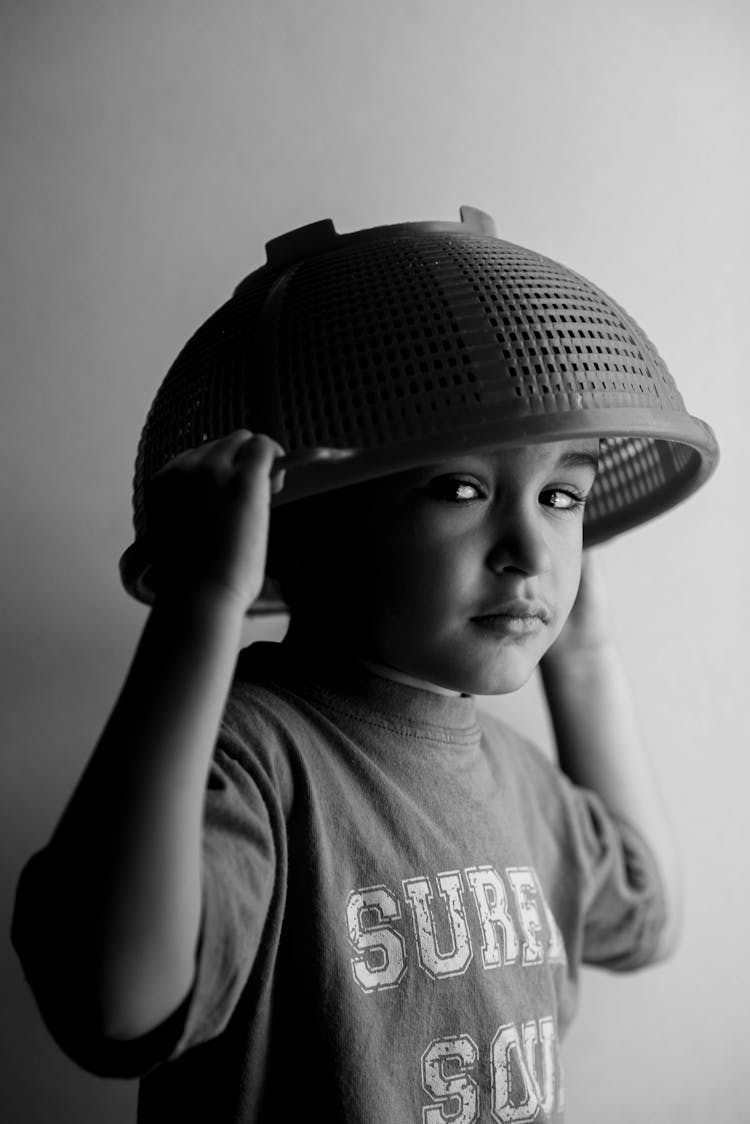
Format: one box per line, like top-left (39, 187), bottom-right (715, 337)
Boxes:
top-left (2, 1), bottom-right (748, 1120)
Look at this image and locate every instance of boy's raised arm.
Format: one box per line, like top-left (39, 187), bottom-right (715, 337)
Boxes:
top-left (12, 431), bottom-right (285, 1043)
top-left (539, 553), bottom-right (683, 963)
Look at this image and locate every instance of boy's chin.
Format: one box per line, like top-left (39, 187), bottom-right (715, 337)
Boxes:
top-left (419, 652), bottom-right (540, 697)
top-left (456, 649), bottom-right (543, 696)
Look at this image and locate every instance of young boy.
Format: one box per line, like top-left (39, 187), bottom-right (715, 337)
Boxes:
top-left (12, 209), bottom-right (715, 1122)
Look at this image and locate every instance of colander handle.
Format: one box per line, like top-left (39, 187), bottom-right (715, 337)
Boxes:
top-left (273, 447), bottom-right (359, 471)
top-left (264, 207), bottom-right (497, 271)
top-left (459, 206), bottom-right (497, 236)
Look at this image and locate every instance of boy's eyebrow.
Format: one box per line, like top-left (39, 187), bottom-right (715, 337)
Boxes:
top-left (554, 450), bottom-right (600, 473)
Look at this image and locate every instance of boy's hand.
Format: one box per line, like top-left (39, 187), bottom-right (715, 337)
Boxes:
top-left (144, 430), bottom-right (287, 613)
top-left (542, 552), bottom-right (614, 666)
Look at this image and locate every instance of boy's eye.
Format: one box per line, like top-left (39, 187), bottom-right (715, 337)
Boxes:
top-left (427, 478), bottom-right (591, 511)
top-left (429, 477), bottom-right (485, 502)
top-left (541, 488), bottom-right (587, 512)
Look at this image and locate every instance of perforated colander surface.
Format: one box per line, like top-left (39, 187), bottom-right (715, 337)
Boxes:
top-left (121, 208), bottom-right (718, 614)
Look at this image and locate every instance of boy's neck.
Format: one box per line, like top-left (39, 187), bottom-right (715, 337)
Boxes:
top-left (355, 657), bottom-right (468, 697)
top-left (281, 620), bottom-right (468, 697)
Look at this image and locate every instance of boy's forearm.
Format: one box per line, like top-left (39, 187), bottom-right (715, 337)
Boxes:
top-left (540, 641), bottom-right (682, 959)
top-left (20, 587), bottom-right (246, 1040)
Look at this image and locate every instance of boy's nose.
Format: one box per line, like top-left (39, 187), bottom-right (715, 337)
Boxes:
top-left (486, 507), bottom-right (553, 578)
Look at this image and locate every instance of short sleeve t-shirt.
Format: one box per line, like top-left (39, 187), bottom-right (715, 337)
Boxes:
top-left (16, 637), bottom-right (668, 1122)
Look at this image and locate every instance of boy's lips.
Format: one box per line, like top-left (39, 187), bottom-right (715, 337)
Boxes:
top-left (471, 600), bottom-right (551, 624)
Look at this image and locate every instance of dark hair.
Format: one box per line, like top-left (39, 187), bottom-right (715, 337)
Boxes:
top-left (267, 488), bottom-right (357, 613)
top-left (267, 470), bottom-right (405, 612)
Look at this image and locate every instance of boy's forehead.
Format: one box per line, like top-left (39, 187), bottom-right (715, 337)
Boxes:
top-left (392, 440), bottom-right (600, 483)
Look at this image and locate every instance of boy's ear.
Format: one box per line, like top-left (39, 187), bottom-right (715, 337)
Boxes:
top-left (266, 508), bottom-right (296, 581)
top-left (267, 495), bottom-right (335, 580)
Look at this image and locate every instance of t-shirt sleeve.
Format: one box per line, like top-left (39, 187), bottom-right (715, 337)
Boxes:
top-left (480, 714), bottom-right (670, 975)
top-left (563, 778), bottom-right (669, 972)
top-left (11, 697), bottom-right (287, 1079)
top-left (167, 714), bottom-right (284, 1056)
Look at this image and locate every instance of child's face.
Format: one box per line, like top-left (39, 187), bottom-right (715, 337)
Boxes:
top-left (286, 439), bottom-right (599, 695)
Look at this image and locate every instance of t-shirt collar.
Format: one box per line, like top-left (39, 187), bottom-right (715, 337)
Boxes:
top-left (238, 637), bottom-right (480, 738)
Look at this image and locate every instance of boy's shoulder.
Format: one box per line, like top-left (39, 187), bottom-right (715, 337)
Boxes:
top-left (225, 642), bottom-right (304, 726)
top-left (224, 639), bottom-right (345, 736)
top-left (476, 705), bottom-right (557, 776)
top-left (475, 704), bottom-right (587, 817)
top-left (211, 643), bottom-right (318, 803)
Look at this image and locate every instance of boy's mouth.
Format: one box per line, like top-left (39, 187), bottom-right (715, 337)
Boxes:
top-left (471, 614), bottom-right (546, 637)
top-left (471, 599), bottom-right (551, 624)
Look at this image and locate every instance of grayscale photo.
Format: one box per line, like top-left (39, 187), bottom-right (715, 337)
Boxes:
top-left (2, 2), bottom-right (747, 1121)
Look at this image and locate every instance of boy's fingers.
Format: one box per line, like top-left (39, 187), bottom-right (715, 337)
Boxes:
top-left (150, 444), bottom-right (205, 477)
top-left (270, 469), bottom-right (287, 496)
top-left (152, 434), bottom-right (358, 489)
top-left (232, 432), bottom-right (286, 471)
top-left (230, 439), bottom-right (359, 502)
top-left (149, 430), bottom-right (253, 478)
top-left (201, 429), bottom-right (261, 469)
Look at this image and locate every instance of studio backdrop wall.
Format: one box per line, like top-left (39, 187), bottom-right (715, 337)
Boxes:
top-left (2, 2), bottom-right (747, 1121)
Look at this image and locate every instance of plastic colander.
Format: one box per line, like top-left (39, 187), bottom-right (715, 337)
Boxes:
top-left (119, 205), bottom-right (719, 614)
